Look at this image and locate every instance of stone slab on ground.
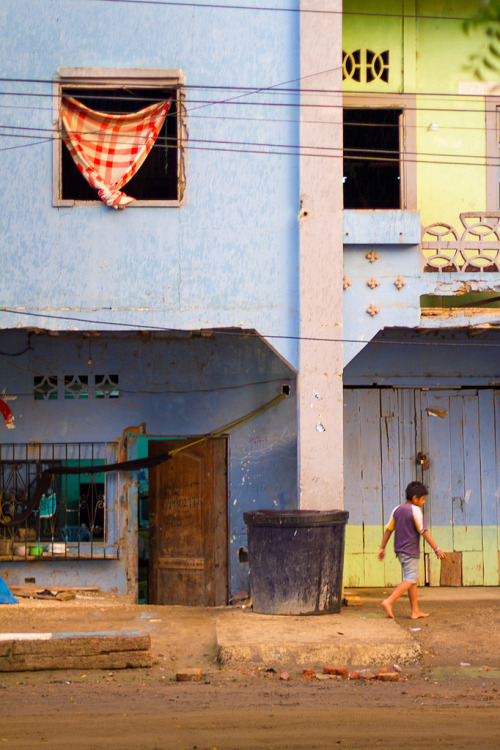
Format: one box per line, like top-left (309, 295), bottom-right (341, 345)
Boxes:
top-left (0, 630), bottom-right (152, 671)
top-left (215, 610), bottom-right (421, 668)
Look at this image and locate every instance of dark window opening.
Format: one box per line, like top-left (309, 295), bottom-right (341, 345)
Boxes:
top-left (342, 49), bottom-right (362, 82)
top-left (95, 374), bottom-right (120, 399)
top-left (61, 86), bottom-right (178, 202)
top-left (64, 375), bottom-right (88, 400)
top-left (366, 50), bottom-right (390, 83)
top-left (343, 108), bottom-right (401, 209)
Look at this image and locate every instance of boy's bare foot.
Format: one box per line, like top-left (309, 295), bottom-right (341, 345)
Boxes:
top-left (410, 610), bottom-right (429, 619)
top-left (381, 599), bottom-right (394, 619)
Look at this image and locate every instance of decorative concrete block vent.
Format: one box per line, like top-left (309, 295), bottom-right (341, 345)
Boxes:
top-left (0, 631), bottom-right (152, 671)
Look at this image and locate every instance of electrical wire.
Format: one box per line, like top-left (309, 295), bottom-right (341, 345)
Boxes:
top-left (0, 130), bottom-right (496, 168)
top-left (2, 73), bottom-right (500, 104)
top-left (1, 100), bottom-right (498, 139)
top-left (1, 87), bottom-right (498, 115)
top-left (78, 0), bottom-right (489, 24)
top-left (0, 353), bottom-right (291, 395)
top-left (0, 124), bottom-right (492, 160)
top-left (1, 121), bottom-right (495, 162)
top-left (0, 307), bottom-right (498, 347)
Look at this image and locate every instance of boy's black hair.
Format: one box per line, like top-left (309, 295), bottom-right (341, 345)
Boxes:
top-left (405, 481), bottom-right (428, 501)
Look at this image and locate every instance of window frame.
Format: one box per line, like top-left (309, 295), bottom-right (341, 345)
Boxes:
top-left (53, 68), bottom-right (186, 208)
top-left (486, 96), bottom-right (500, 212)
top-left (343, 93), bottom-right (417, 210)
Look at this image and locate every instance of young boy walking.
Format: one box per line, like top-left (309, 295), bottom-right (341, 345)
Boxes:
top-left (378, 481), bottom-right (446, 619)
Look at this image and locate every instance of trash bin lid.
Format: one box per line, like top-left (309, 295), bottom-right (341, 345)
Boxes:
top-left (243, 509), bottom-right (349, 527)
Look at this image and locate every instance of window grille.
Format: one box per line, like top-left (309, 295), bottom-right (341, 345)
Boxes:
top-left (0, 442), bottom-right (119, 560)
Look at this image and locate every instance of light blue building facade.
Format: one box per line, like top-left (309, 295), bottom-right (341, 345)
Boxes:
top-left (0, 0), bottom-right (304, 602)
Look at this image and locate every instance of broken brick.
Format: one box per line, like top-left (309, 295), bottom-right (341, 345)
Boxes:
top-left (323, 666), bottom-right (348, 677)
top-left (176, 669), bottom-right (202, 682)
top-left (377, 672), bottom-right (401, 682)
top-left (342, 595), bottom-right (363, 606)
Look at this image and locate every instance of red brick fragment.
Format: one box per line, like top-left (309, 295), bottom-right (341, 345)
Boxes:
top-left (176, 669), bottom-right (202, 682)
top-left (378, 667), bottom-right (389, 674)
top-left (377, 672), bottom-right (400, 682)
top-left (348, 672), bottom-right (360, 680)
top-left (302, 670), bottom-right (315, 679)
top-left (323, 666), bottom-right (348, 677)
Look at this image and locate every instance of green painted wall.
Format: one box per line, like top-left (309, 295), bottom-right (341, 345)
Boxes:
top-left (343, 0), bottom-right (497, 229)
top-left (344, 524), bottom-right (499, 587)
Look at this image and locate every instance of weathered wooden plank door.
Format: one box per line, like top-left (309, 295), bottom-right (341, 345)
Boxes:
top-left (420, 390), bottom-right (499, 586)
top-left (148, 438), bottom-right (228, 606)
top-left (344, 387), bottom-right (499, 587)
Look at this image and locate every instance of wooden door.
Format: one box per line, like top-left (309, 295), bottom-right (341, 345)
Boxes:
top-left (420, 390), bottom-right (499, 586)
top-left (343, 387), bottom-right (500, 588)
top-left (148, 438), bottom-right (228, 606)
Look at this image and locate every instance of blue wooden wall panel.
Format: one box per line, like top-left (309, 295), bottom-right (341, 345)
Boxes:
top-left (463, 395), bottom-right (482, 528)
top-left (343, 389), bottom-right (363, 526)
top-left (398, 389), bottom-right (417, 495)
top-left (478, 390), bottom-right (497, 527)
top-left (422, 392), bottom-right (453, 529)
top-left (494, 393), bottom-right (500, 535)
top-left (380, 390), bottom-right (400, 524)
top-left (450, 396), bottom-right (466, 528)
top-left (358, 390), bottom-right (383, 527)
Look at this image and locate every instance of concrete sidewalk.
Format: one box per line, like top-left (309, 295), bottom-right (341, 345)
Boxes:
top-left (215, 607), bottom-right (420, 667)
top-left (2, 586), bottom-right (499, 672)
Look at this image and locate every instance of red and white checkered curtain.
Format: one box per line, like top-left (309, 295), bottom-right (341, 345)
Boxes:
top-left (61, 96), bottom-right (171, 209)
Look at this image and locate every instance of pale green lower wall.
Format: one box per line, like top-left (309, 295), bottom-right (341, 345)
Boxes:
top-left (343, 525), bottom-right (500, 587)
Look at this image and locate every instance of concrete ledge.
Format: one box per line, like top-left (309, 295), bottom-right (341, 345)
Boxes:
top-left (0, 630), bottom-right (152, 671)
top-left (215, 610), bottom-right (421, 668)
top-left (343, 209), bottom-right (421, 245)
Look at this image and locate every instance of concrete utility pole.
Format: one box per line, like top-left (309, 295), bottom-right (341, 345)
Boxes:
top-left (298, 0), bottom-right (344, 509)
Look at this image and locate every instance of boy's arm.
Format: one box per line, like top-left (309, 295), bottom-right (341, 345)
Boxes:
top-left (378, 528), bottom-right (393, 560)
top-left (422, 529), bottom-right (447, 559)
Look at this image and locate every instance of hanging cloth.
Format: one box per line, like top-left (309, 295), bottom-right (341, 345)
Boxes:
top-left (61, 96), bottom-right (171, 209)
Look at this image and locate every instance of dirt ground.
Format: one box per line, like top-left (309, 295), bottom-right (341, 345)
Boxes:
top-left (0, 588), bottom-right (499, 749)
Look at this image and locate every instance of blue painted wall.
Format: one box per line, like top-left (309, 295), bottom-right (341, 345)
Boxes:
top-left (0, 329), bottom-right (297, 595)
top-left (343, 211), bottom-right (500, 366)
top-left (0, 0), bottom-right (300, 369)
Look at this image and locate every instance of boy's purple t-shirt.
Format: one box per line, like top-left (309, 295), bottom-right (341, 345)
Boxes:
top-left (385, 502), bottom-right (427, 558)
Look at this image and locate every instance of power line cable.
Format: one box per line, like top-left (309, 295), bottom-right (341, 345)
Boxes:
top-left (1, 128), bottom-right (497, 168)
top-left (0, 308), bottom-right (498, 347)
top-left (2, 72), bottom-right (500, 104)
top-left (1, 122), bottom-right (496, 163)
top-left (79, 0), bottom-right (487, 23)
top-left (0, 354), bottom-right (290, 395)
top-left (1, 100), bottom-right (498, 137)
